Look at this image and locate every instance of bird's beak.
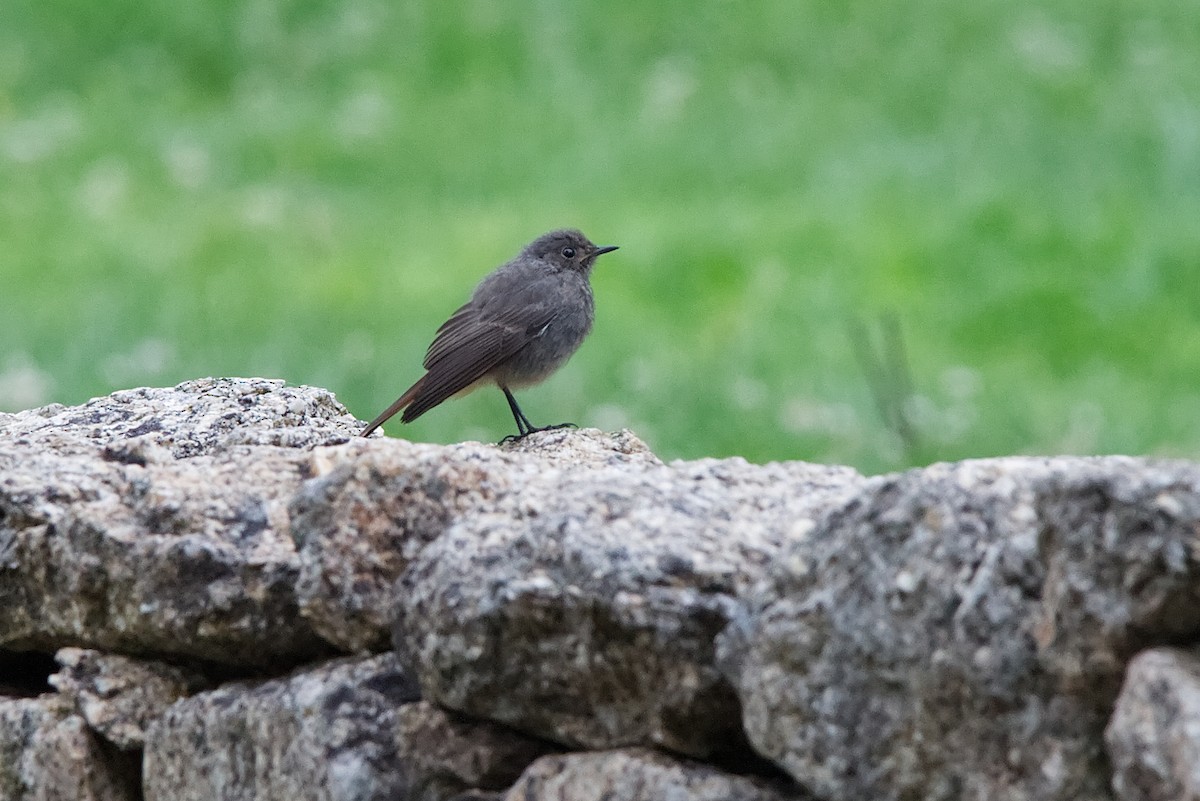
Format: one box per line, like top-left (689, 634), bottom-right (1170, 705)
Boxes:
top-left (592, 245), bottom-right (619, 257)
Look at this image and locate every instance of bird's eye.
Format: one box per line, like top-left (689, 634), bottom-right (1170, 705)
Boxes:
top-left (561, 247), bottom-right (576, 259)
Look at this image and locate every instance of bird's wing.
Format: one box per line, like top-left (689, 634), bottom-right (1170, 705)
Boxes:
top-left (422, 302), bottom-right (479, 369)
top-left (401, 301), bottom-right (558, 422)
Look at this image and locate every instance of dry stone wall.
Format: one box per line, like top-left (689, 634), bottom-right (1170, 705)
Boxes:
top-left (1, 378), bottom-right (1197, 800)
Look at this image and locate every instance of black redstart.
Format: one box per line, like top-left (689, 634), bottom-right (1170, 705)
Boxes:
top-left (361, 228), bottom-right (618, 440)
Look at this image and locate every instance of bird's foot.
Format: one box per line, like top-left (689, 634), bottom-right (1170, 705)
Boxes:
top-left (498, 422), bottom-right (577, 445)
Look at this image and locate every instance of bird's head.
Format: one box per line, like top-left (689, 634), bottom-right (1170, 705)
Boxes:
top-left (524, 229), bottom-right (618, 274)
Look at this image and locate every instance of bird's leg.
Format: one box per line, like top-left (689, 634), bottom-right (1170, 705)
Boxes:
top-left (500, 387), bottom-right (531, 443)
top-left (499, 387), bottom-right (576, 444)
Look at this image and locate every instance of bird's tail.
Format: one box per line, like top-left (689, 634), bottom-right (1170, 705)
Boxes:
top-left (360, 376), bottom-right (425, 437)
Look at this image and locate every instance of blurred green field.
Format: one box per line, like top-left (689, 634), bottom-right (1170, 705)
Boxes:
top-left (2, 0), bottom-right (1198, 473)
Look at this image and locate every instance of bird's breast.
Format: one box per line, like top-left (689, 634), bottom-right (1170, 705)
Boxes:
top-left (492, 304), bottom-right (593, 388)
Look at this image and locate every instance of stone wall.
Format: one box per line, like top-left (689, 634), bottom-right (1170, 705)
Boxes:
top-left (1, 378), bottom-right (1196, 800)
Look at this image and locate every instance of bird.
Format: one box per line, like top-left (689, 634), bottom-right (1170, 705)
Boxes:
top-left (361, 228), bottom-right (618, 441)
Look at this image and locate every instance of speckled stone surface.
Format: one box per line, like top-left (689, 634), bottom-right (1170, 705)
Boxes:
top-left (719, 457), bottom-right (1200, 801)
top-left (0, 693), bottom-right (136, 801)
top-left (291, 427), bottom-right (662, 652)
top-left (393, 700), bottom-right (553, 801)
top-left (9, 380), bottom-right (1200, 800)
top-left (0, 378), bottom-right (355, 666)
top-left (502, 748), bottom-right (809, 801)
top-left (143, 653), bottom-right (418, 801)
top-left (1106, 647), bottom-right (1200, 801)
top-left (392, 452), bottom-right (864, 757)
top-left (49, 648), bottom-right (198, 750)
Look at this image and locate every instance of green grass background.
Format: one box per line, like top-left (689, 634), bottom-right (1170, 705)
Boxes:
top-left (2, 0), bottom-right (1198, 473)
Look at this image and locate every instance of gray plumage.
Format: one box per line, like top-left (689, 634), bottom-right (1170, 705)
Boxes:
top-left (361, 229), bottom-right (617, 439)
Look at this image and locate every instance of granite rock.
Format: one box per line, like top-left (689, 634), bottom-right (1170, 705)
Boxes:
top-left (502, 748), bottom-right (808, 801)
top-left (0, 694), bottom-right (136, 801)
top-left (143, 653), bottom-right (419, 801)
top-left (12, 381), bottom-right (1200, 800)
top-left (1106, 647), bottom-right (1200, 801)
top-left (393, 455), bottom-right (864, 757)
top-left (291, 427), bottom-right (661, 653)
top-left (0, 378), bottom-right (354, 666)
top-left (719, 457), bottom-right (1200, 801)
top-left (48, 648), bottom-right (198, 750)
top-left (394, 700), bottom-right (554, 801)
